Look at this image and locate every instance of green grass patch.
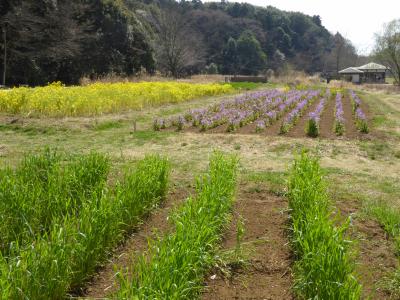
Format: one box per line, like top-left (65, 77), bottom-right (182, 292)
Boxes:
top-left (130, 130), bottom-right (175, 146)
top-left (245, 170), bottom-right (286, 195)
top-left (0, 123), bottom-right (65, 135)
top-left (287, 152), bottom-right (361, 299)
top-left (91, 120), bottom-right (124, 131)
top-left (227, 82), bottom-right (263, 90)
top-left (116, 151), bottom-right (238, 299)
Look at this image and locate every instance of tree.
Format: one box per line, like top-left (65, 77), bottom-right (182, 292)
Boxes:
top-left (150, 8), bottom-right (204, 78)
top-left (271, 49), bottom-right (286, 74)
top-left (236, 30), bottom-right (267, 75)
top-left (323, 33), bottom-right (357, 74)
top-left (0, 0), bottom-right (87, 85)
top-left (374, 19), bottom-right (400, 85)
top-left (221, 37), bottom-right (238, 74)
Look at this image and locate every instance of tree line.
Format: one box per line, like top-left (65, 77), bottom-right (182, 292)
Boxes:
top-left (0, 0), bottom-right (373, 86)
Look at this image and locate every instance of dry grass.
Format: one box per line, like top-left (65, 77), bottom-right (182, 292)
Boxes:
top-left (269, 71), bottom-right (322, 86)
top-left (80, 73), bottom-right (227, 86)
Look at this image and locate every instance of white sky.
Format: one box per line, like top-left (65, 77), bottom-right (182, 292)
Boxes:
top-left (205, 0), bottom-right (400, 55)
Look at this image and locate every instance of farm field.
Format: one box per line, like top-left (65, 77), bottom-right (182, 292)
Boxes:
top-left (0, 81), bottom-right (400, 299)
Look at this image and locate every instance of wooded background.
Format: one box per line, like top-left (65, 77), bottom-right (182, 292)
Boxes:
top-left (0, 0), bottom-right (368, 86)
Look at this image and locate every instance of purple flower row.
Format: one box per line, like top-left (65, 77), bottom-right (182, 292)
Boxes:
top-left (279, 90), bottom-right (321, 133)
top-left (308, 89), bottom-right (330, 123)
top-left (349, 90), bottom-right (368, 133)
top-left (334, 92), bottom-right (345, 135)
top-left (154, 89), bottom-right (321, 133)
top-left (349, 90), bottom-right (361, 109)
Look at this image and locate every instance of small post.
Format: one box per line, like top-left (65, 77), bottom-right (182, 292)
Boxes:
top-left (2, 24), bottom-right (7, 86)
top-left (133, 120), bottom-right (137, 132)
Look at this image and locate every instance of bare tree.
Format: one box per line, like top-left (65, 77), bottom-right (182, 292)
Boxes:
top-left (150, 9), bottom-right (204, 78)
top-left (374, 19), bottom-right (400, 85)
top-left (325, 33), bottom-right (358, 74)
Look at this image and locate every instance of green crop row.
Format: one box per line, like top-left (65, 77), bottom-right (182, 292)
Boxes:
top-left (116, 151), bottom-right (238, 299)
top-left (287, 152), bottom-right (361, 299)
top-left (0, 149), bottom-right (169, 299)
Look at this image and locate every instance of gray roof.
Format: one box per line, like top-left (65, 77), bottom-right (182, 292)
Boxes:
top-left (339, 67), bottom-right (364, 74)
top-left (357, 62), bottom-right (388, 70)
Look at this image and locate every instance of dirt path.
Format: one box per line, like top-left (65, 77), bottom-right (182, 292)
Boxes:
top-left (286, 98), bottom-right (320, 138)
top-left (202, 182), bottom-right (293, 300)
top-left (263, 114), bottom-right (286, 136)
top-left (335, 199), bottom-right (398, 299)
top-left (342, 96), bottom-right (359, 139)
top-left (80, 186), bottom-right (188, 299)
top-left (319, 95), bottom-right (336, 139)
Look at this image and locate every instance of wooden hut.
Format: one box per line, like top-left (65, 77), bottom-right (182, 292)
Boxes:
top-left (338, 67), bottom-right (363, 83)
top-left (339, 62), bottom-right (388, 84)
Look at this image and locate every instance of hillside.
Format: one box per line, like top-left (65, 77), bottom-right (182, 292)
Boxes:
top-left (0, 0), bottom-right (356, 85)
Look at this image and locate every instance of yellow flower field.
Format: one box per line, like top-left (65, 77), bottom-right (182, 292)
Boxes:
top-left (0, 81), bottom-right (234, 117)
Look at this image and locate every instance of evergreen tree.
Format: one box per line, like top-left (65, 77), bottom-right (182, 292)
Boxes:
top-left (236, 31), bottom-right (267, 75)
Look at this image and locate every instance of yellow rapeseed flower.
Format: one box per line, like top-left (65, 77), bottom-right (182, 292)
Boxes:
top-left (0, 82), bottom-right (233, 117)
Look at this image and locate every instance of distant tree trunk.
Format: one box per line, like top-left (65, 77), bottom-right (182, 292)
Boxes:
top-left (2, 24), bottom-right (6, 86)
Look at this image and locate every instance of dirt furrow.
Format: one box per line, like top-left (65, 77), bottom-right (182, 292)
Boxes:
top-left (342, 95), bottom-right (359, 139)
top-left (79, 186), bottom-right (188, 299)
top-left (318, 94), bottom-right (336, 138)
top-left (202, 182), bottom-right (293, 300)
top-left (286, 98), bottom-right (321, 138)
top-left (335, 199), bottom-right (398, 299)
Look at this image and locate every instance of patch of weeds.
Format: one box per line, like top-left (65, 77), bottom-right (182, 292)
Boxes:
top-left (181, 142), bottom-right (188, 147)
top-left (233, 144), bottom-right (241, 150)
top-left (214, 216), bottom-right (251, 279)
top-left (359, 140), bottom-right (390, 160)
top-left (245, 171), bottom-right (286, 196)
top-left (223, 136), bottom-right (235, 145)
top-left (130, 130), bottom-right (174, 146)
top-left (269, 143), bottom-right (291, 153)
top-left (381, 269), bottom-right (400, 299)
top-left (0, 124), bottom-right (59, 135)
top-left (331, 145), bottom-right (341, 158)
top-left (395, 151), bottom-right (400, 159)
top-left (228, 82), bottom-right (263, 91)
top-left (91, 120), bottom-right (123, 131)
top-left (364, 199), bottom-right (400, 296)
top-left (247, 184), bottom-right (262, 194)
top-left (373, 178), bottom-right (400, 196)
top-left (372, 115), bottom-right (387, 127)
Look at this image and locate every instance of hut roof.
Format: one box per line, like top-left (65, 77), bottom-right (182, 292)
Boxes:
top-left (357, 62), bottom-right (388, 70)
top-left (338, 67), bottom-right (364, 74)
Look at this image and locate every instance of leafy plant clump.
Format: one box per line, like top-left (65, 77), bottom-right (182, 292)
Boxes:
top-left (287, 152), bottom-right (361, 299)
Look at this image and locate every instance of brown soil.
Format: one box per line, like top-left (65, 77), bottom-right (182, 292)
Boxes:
top-left (80, 186), bottom-right (189, 299)
top-left (342, 96), bottom-right (360, 139)
top-left (286, 98), bottom-right (320, 138)
top-left (201, 182), bottom-right (293, 300)
top-left (236, 121), bottom-right (258, 134)
top-left (335, 199), bottom-right (398, 299)
top-left (318, 95), bottom-right (336, 139)
top-left (263, 115), bottom-right (285, 137)
top-left (207, 123), bottom-right (229, 134)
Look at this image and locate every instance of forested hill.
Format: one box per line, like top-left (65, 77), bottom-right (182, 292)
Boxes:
top-left (0, 0), bottom-right (357, 85)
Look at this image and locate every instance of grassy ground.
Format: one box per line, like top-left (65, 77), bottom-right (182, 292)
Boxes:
top-left (1, 84), bottom-right (400, 297)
